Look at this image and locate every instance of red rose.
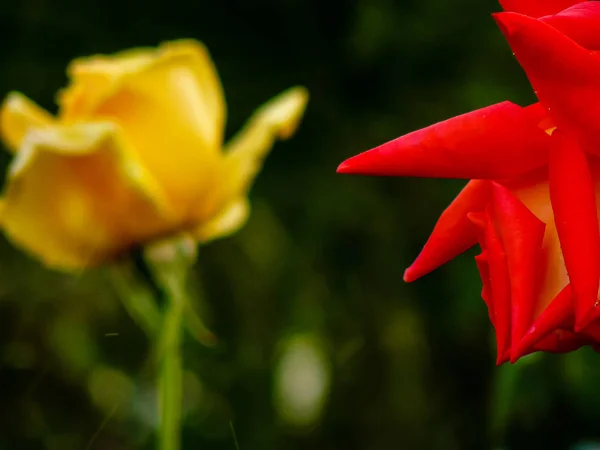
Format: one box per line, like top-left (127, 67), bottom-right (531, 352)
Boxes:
top-left (338, 1), bottom-right (600, 364)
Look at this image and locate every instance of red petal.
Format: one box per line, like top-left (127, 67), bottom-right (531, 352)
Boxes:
top-left (541, 2), bottom-right (600, 50)
top-left (548, 132), bottom-right (600, 329)
top-left (524, 102), bottom-right (556, 131)
top-left (403, 180), bottom-right (490, 282)
top-left (471, 212), bottom-right (498, 331)
top-left (489, 182), bottom-right (546, 363)
top-left (474, 251), bottom-right (494, 325)
top-left (533, 329), bottom-right (588, 354)
top-left (494, 11), bottom-right (600, 153)
top-left (336, 102), bottom-right (549, 179)
top-left (499, 0), bottom-right (586, 18)
top-left (512, 284), bottom-right (573, 361)
top-left (581, 320), bottom-right (600, 341)
top-left (480, 210), bottom-right (512, 364)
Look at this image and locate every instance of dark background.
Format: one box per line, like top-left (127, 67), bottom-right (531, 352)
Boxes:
top-left (1, 1), bottom-right (599, 449)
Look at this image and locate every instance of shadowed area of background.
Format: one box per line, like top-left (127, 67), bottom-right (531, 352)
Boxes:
top-left (0, 1), bottom-right (599, 449)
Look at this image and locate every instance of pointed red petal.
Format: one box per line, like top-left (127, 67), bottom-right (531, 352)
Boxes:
top-left (548, 132), bottom-right (600, 329)
top-left (541, 2), bottom-right (600, 50)
top-left (403, 180), bottom-right (490, 282)
top-left (336, 102), bottom-right (549, 179)
top-left (494, 12), bottom-right (600, 153)
top-left (499, 0), bottom-right (586, 18)
top-left (480, 210), bottom-right (512, 364)
top-left (488, 182), bottom-right (546, 362)
top-left (470, 212), bottom-right (498, 333)
top-left (512, 284), bottom-right (573, 362)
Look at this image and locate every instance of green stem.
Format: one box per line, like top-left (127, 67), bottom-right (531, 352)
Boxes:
top-left (108, 256), bottom-right (215, 346)
top-left (109, 235), bottom-right (203, 450)
top-left (157, 277), bottom-right (185, 450)
top-left (144, 236), bottom-right (196, 450)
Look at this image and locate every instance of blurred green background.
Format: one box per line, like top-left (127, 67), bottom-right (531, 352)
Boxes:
top-left (1, 0), bottom-right (600, 449)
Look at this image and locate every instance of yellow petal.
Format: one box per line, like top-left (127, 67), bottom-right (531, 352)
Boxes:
top-left (59, 40), bottom-right (227, 219)
top-left (156, 39), bottom-right (225, 149)
top-left (57, 47), bottom-right (158, 120)
top-left (56, 47), bottom-right (155, 120)
top-left (59, 39), bottom-right (225, 149)
top-left (0, 92), bottom-right (54, 152)
top-left (222, 86), bottom-right (308, 198)
top-left (0, 122), bottom-right (172, 269)
top-left (69, 47), bottom-right (157, 77)
top-left (193, 198), bottom-right (250, 243)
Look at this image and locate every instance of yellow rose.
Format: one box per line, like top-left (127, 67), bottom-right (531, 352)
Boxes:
top-left (0, 40), bottom-right (308, 270)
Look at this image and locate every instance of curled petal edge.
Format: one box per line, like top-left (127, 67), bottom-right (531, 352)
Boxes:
top-left (0, 92), bottom-right (54, 152)
top-left (221, 86), bottom-right (309, 199)
top-left (0, 122), bottom-right (171, 269)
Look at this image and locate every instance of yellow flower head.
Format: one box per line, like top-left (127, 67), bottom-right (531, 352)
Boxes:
top-left (0, 40), bottom-right (308, 269)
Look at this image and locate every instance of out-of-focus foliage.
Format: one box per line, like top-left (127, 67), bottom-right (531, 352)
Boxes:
top-left (0, 0), bottom-right (599, 449)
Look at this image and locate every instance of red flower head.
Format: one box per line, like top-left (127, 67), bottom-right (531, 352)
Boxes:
top-left (337, 0), bottom-right (600, 364)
